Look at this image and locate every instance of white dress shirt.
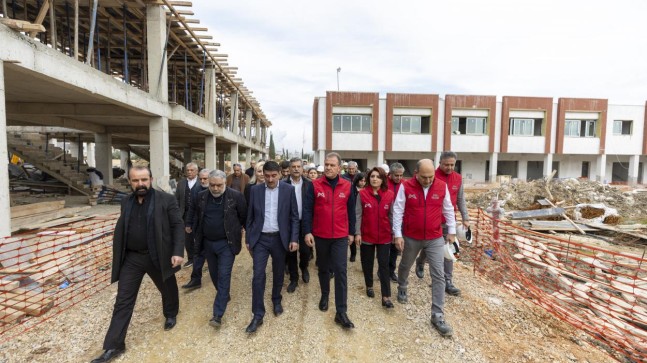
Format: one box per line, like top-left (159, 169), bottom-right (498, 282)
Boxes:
top-left (262, 184), bottom-right (280, 233)
top-left (188, 177), bottom-right (197, 189)
top-left (290, 177), bottom-right (303, 219)
top-left (392, 182), bottom-right (456, 238)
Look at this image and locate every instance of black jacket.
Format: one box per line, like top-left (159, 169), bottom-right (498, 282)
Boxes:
top-left (111, 189), bottom-right (184, 283)
top-left (285, 176), bottom-right (312, 234)
top-left (193, 188), bottom-right (247, 255)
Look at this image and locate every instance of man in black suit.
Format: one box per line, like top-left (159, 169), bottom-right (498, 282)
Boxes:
top-left (181, 168), bottom-right (210, 290)
top-left (91, 166), bottom-right (184, 363)
top-left (244, 161), bottom-right (299, 333)
top-left (284, 157), bottom-right (313, 292)
top-left (245, 159), bottom-right (256, 178)
top-left (193, 170), bottom-right (247, 328)
top-left (175, 162), bottom-right (199, 267)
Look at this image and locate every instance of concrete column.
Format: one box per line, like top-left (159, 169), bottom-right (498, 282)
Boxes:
top-left (434, 152), bottom-right (442, 166)
top-left (205, 136), bottom-right (217, 169)
top-left (245, 148), bottom-right (252, 168)
top-left (146, 4), bottom-right (168, 102)
top-left (489, 152), bottom-right (498, 183)
top-left (596, 154), bottom-right (607, 183)
top-left (94, 133), bottom-right (113, 185)
top-left (628, 154), bottom-right (640, 186)
top-left (150, 117), bottom-right (171, 191)
top-left (218, 152), bottom-right (225, 171)
top-left (230, 143), bottom-right (239, 165)
top-left (318, 150), bottom-right (326, 165)
top-left (230, 93), bottom-right (239, 134)
top-left (543, 153), bottom-right (554, 178)
top-left (68, 141), bottom-right (80, 163)
top-left (120, 149), bottom-right (129, 170)
top-left (205, 67), bottom-right (217, 123)
top-left (245, 109), bottom-right (252, 139)
top-left (518, 160), bottom-right (528, 181)
top-left (183, 148), bottom-right (192, 165)
top-left (0, 61), bottom-right (11, 237)
top-left (376, 151), bottom-right (384, 167)
top-left (86, 142), bottom-right (95, 167)
top-left (255, 119), bottom-right (261, 144)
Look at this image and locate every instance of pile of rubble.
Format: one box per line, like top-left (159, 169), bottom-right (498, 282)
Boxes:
top-left (468, 179), bottom-right (647, 221)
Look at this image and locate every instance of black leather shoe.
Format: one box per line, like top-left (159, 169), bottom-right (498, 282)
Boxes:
top-left (415, 264), bottom-right (424, 279)
top-left (366, 287), bottom-right (375, 298)
top-left (390, 272), bottom-right (398, 283)
top-left (349, 255), bottom-right (356, 262)
top-left (334, 313), bottom-right (355, 329)
top-left (164, 317), bottom-right (176, 331)
top-left (183, 260), bottom-right (193, 268)
top-left (287, 281), bottom-right (298, 293)
top-left (273, 304), bottom-right (284, 317)
top-left (319, 295), bottom-right (329, 311)
top-left (91, 348), bottom-right (125, 363)
top-left (382, 299), bottom-right (394, 309)
top-left (181, 279), bottom-right (202, 290)
top-left (209, 315), bottom-right (222, 327)
top-left (245, 318), bottom-right (263, 333)
top-left (302, 269), bottom-right (310, 283)
top-left (330, 272), bottom-right (335, 280)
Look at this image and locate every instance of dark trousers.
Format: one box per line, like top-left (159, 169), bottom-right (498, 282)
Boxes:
top-left (252, 234), bottom-right (287, 319)
top-left (203, 238), bottom-right (235, 318)
top-left (349, 243), bottom-right (357, 259)
top-left (315, 236), bottom-right (348, 313)
top-left (388, 243), bottom-right (399, 275)
top-left (103, 252), bottom-right (179, 350)
top-left (184, 230), bottom-right (195, 260)
top-left (190, 250), bottom-right (205, 282)
top-left (286, 232), bottom-right (311, 282)
top-left (360, 243), bottom-right (391, 298)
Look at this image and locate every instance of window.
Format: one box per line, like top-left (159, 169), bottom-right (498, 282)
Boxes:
top-left (333, 114), bottom-right (371, 133)
top-left (451, 116), bottom-right (487, 135)
top-left (613, 120), bottom-right (632, 135)
top-left (393, 115), bottom-right (430, 134)
top-left (564, 119), bottom-right (597, 138)
top-left (509, 118), bottom-right (543, 136)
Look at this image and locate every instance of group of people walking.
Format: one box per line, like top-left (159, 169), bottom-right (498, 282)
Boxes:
top-left (90, 151), bottom-right (470, 363)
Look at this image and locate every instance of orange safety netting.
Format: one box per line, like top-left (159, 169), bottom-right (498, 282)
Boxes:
top-left (0, 215), bottom-right (118, 341)
top-left (468, 208), bottom-right (647, 362)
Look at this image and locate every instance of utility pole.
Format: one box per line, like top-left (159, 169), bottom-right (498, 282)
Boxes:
top-left (336, 67), bottom-right (341, 91)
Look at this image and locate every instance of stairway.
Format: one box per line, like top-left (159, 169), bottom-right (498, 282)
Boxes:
top-left (7, 132), bottom-right (92, 196)
top-left (128, 145), bottom-right (184, 179)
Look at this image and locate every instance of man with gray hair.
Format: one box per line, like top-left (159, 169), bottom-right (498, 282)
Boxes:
top-left (226, 163), bottom-right (250, 194)
top-left (415, 151), bottom-right (469, 297)
top-left (182, 168), bottom-right (211, 290)
top-left (342, 161), bottom-right (358, 182)
top-left (387, 162), bottom-right (405, 282)
top-left (175, 162), bottom-right (199, 268)
top-left (192, 170), bottom-right (247, 328)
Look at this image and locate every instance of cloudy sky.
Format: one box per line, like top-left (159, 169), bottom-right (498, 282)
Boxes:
top-left (192, 0), bottom-right (647, 153)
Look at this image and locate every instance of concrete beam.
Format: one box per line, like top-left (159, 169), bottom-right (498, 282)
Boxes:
top-left (6, 102), bottom-right (147, 118)
top-left (7, 115), bottom-right (107, 133)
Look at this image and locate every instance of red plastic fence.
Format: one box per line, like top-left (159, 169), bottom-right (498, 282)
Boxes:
top-left (0, 215), bottom-right (117, 341)
top-left (469, 209), bottom-right (647, 362)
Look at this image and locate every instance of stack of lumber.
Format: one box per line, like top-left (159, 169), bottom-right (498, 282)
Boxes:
top-left (0, 215), bottom-right (118, 325)
top-left (10, 201), bottom-right (91, 232)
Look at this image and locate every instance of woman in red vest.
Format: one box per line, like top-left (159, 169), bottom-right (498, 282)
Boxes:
top-left (354, 167), bottom-right (395, 308)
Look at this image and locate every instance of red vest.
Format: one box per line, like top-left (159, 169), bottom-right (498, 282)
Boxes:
top-left (434, 168), bottom-right (462, 210)
top-left (358, 188), bottom-right (394, 244)
top-left (402, 177), bottom-right (447, 240)
top-left (387, 178), bottom-right (402, 195)
top-left (312, 176), bottom-right (352, 238)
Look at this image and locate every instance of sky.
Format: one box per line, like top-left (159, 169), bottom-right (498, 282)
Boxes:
top-left (192, 0), bottom-right (647, 153)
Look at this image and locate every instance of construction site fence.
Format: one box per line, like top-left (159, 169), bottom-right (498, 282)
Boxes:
top-left (468, 209), bottom-right (647, 362)
top-left (0, 215), bottom-right (117, 341)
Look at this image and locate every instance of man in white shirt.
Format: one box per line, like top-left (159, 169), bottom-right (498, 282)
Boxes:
top-left (392, 159), bottom-right (456, 337)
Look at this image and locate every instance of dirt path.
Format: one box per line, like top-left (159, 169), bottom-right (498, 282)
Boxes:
top-left (0, 252), bottom-right (610, 363)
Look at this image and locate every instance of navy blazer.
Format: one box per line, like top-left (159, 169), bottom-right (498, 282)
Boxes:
top-left (245, 181), bottom-right (300, 251)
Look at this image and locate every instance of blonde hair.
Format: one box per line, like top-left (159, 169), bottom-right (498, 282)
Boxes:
top-left (250, 161), bottom-right (266, 184)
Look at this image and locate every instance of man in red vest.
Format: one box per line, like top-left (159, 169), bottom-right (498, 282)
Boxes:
top-left (393, 159), bottom-right (456, 337)
top-left (415, 152), bottom-right (470, 296)
top-left (303, 152), bottom-right (357, 329)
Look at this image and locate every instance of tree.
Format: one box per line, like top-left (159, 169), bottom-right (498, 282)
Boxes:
top-left (269, 133), bottom-right (276, 160)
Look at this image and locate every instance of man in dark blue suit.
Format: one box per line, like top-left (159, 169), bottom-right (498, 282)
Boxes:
top-left (244, 161), bottom-right (300, 333)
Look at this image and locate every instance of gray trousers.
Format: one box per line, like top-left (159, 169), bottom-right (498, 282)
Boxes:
top-left (417, 252), bottom-right (454, 281)
top-left (398, 236), bottom-right (445, 316)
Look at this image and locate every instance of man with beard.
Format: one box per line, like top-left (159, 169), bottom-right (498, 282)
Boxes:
top-left (181, 169), bottom-right (211, 290)
top-left (193, 170), bottom-right (247, 328)
top-left (91, 166), bottom-right (184, 363)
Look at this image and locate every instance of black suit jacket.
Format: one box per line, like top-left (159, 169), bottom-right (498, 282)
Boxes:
top-left (194, 188), bottom-right (247, 255)
top-left (285, 176), bottom-right (312, 232)
top-left (175, 178), bottom-right (198, 216)
top-left (245, 182), bottom-right (300, 251)
top-left (111, 189), bottom-right (184, 283)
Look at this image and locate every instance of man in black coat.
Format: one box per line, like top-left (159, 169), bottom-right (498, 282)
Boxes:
top-left (181, 168), bottom-right (211, 290)
top-left (92, 166), bottom-right (184, 363)
top-left (193, 169), bottom-right (247, 328)
top-left (175, 162), bottom-right (199, 267)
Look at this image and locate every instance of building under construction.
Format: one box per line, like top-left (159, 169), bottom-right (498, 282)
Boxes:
top-left (0, 0), bottom-right (270, 236)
